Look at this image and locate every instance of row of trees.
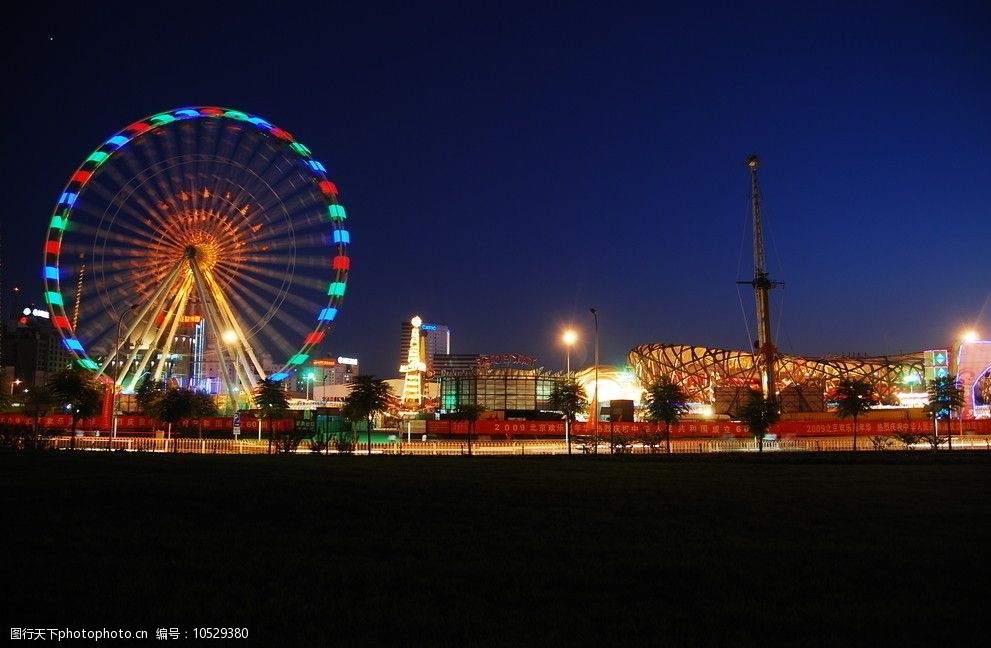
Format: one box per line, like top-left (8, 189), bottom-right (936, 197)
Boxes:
top-left (4, 368), bottom-right (966, 455)
top-left (1, 369), bottom-right (397, 454)
top-left (543, 373), bottom-right (967, 453)
top-left (3, 367), bottom-right (107, 448)
top-left (831, 375), bottom-right (965, 451)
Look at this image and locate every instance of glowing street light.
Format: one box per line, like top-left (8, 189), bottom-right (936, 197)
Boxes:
top-left (962, 330), bottom-right (979, 344)
top-left (222, 329), bottom-right (238, 345)
top-left (589, 308), bottom-right (599, 452)
top-left (561, 328), bottom-right (578, 455)
top-left (11, 379), bottom-right (22, 395)
top-left (562, 329), bottom-right (577, 375)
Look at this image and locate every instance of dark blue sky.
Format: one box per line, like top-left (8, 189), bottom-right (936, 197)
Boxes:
top-left (2, 0), bottom-right (989, 376)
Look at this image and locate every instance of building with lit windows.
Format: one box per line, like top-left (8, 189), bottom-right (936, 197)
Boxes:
top-left (2, 306), bottom-right (76, 386)
top-left (437, 354), bottom-right (567, 417)
top-left (400, 318), bottom-right (450, 377)
top-left (439, 368), bottom-right (563, 416)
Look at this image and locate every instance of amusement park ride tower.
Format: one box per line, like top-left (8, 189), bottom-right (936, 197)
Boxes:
top-left (400, 315), bottom-right (427, 405)
top-left (740, 155), bottom-right (783, 399)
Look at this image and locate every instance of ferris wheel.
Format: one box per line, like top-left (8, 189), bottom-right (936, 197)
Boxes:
top-left (42, 107), bottom-right (351, 401)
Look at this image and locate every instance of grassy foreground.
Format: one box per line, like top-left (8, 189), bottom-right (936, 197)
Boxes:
top-left (3, 451), bottom-right (989, 646)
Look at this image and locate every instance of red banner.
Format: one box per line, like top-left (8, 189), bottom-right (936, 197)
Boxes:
top-left (0, 414), bottom-right (295, 433)
top-left (425, 418), bottom-right (991, 439)
top-left (3, 413), bottom-right (989, 439)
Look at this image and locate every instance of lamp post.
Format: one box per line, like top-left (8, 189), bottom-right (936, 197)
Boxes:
top-left (589, 308), bottom-right (599, 453)
top-left (951, 329), bottom-right (979, 449)
top-left (112, 304), bottom-right (140, 441)
top-left (562, 329), bottom-right (577, 455)
top-left (304, 371), bottom-right (315, 401)
top-left (11, 378), bottom-right (22, 395)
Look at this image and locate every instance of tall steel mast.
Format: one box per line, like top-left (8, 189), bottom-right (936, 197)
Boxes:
top-left (744, 155), bottom-right (782, 399)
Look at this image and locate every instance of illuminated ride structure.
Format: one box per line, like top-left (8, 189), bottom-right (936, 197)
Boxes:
top-left (42, 107), bottom-right (350, 404)
top-left (630, 156), bottom-right (926, 414)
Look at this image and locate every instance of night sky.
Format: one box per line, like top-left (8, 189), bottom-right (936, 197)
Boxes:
top-left (2, 1), bottom-right (988, 377)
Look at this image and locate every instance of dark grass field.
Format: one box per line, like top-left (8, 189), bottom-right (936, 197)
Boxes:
top-left (3, 451), bottom-right (990, 646)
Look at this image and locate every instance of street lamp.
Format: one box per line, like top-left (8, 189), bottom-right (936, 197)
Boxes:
top-left (304, 370), bottom-right (315, 401)
top-left (589, 308), bottom-right (599, 452)
top-left (562, 329), bottom-right (577, 375)
top-left (112, 304), bottom-right (140, 441)
top-left (11, 378), bottom-right (22, 395)
top-left (951, 329), bottom-right (980, 449)
top-left (562, 328), bottom-right (578, 454)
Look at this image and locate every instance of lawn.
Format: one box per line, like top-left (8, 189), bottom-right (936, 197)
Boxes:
top-left (3, 451), bottom-right (989, 646)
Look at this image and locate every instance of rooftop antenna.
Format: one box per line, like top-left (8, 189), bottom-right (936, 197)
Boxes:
top-left (739, 155), bottom-right (783, 399)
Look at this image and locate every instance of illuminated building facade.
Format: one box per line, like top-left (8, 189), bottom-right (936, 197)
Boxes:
top-left (2, 306), bottom-right (76, 385)
top-left (954, 339), bottom-right (991, 419)
top-left (310, 357), bottom-right (359, 386)
top-left (400, 319), bottom-right (450, 376)
top-left (401, 316), bottom-right (427, 405)
top-left (439, 368), bottom-right (562, 415)
top-left (432, 353), bottom-right (481, 375)
top-left (438, 354), bottom-right (566, 417)
top-left (629, 343), bottom-right (925, 415)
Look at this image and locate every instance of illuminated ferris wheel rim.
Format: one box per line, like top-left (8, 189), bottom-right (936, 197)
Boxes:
top-left (42, 106), bottom-right (352, 385)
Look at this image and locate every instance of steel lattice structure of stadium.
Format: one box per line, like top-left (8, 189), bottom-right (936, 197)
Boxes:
top-left (628, 343), bottom-right (925, 414)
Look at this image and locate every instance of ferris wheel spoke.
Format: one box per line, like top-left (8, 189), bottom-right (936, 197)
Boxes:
top-left (69, 196), bottom-right (170, 260)
top-left (221, 279), bottom-right (311, 348)
top-left (149, 277), bottom-right (194, 384)
top-left (187, 256), bottom-right (246, 400)
top-left (110, 152), bottom-right (186, 237)
top-left (232, 296), bottom-right (299, 354)
top-left (229, 253), bottom-right (325, 274)
top-left (204, 136), bottom-right (273, 219)
top-left (216, 271), bottom-right (297, 338)
top-left (219, 265), bottom-right (322, 321)
top-left (102, 257), bottom-right (188, 378)
top-left (202, 270), bottom-right (266, 379)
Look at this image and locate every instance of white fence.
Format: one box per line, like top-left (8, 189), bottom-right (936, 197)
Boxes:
top-left (44, 435), bottom-right (991, 455)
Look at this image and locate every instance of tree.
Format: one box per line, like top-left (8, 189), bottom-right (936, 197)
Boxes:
top-left (23, 386), bottom-right (54, 434)
top-left (189, 391), bottom-right (219, 439)
top-left (830, 378), bottom-right (880, 451)
top-left (135, 377), bottom-right (168, 416)
top-left (254, 378), bottom-right (290, 454)
top-left (453, 403), bottom-right (486, 455)
top-left (157, 388), bottom-right (196, 441)
top-left (47, 367), bottom-right (104, 448)
top-left (642, 376), bottom-right (691, 454)
top-left (547, 379), bottom-right (588, 455)
top-left (735, 389), bottom-right (781, 453)
top-left (0, 379), bottom-right (11, 411)
top-left (342, 375), bottom-right (393, 456)
top-left (893, 431), bottom-right (921, 450)
top-left (925, 375), bottom-right (965, 451)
